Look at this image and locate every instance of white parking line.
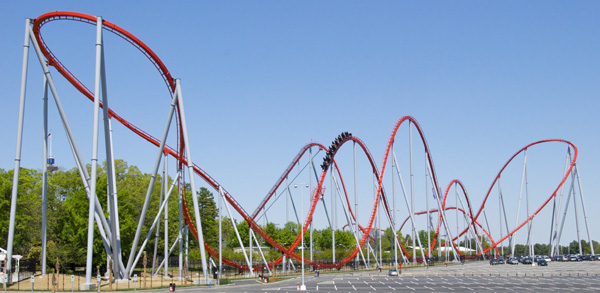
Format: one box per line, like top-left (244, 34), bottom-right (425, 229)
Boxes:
top-left (388, 286), bottom-right (396, 291)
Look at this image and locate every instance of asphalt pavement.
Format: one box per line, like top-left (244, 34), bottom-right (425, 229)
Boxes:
top-left (92, 260), bottom-right (600, 293)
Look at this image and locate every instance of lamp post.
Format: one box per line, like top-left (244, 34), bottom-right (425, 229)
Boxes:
top-left (294, 183), bottom-right (308, 291)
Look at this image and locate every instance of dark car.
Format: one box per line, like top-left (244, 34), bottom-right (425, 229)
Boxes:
top-left (582, 254), bottom-right (594, 261)
top-left (554, 255), bottom-right (565, 262)
top-left (490, 258), bottom-right (499, 265)
top-left (507, 257), bottom-right (519, 265)
top-left (537, 258), bottom-right (548, 266)
top-left (569, 255), bottom-right (582, 262)
top-left (521, 257), bottom-right (533, 264)
top-left (497, 258), bottom-right (505, 264)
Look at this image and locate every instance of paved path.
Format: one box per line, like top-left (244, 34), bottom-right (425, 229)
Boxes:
top-left (20, 261), bottom-right (599, 292)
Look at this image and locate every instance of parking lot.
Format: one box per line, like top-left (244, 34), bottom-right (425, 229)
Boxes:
top-left (123, 260), bottom-right (600, 293)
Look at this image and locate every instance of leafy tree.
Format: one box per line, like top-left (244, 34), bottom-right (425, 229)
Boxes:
top-left (335, 230), bottom-right (355, 249)
top-left (226, 220), bottom-right (250, 248)
top-left (197, 187), bottom-right (218, 247)
top-left (277, 222), bottom-right (299, 248)
top-left (534, 243), bottom-right (549, 255)
top-left (262, 222), bottom-right (279, 248)
top-left (418, 230), bottom-right (437, 251)
top-left (0, 168), bottom-right (43, 256)
top-left (315, 227), bottom-right (332, 250)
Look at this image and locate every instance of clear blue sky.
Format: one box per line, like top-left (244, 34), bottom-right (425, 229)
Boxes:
top-left (1, 1), bottom-right (599, 247)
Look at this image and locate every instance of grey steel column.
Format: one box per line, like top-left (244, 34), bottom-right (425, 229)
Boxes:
top-left (512, 154), bottom-right (527, 257)
top-left (425, 152), bottom-right (430, 262)
top-left (378, 179), bottom-right (382, 267)
top-left (456, 185), bottom-right (459, 256)
top-left (309, 148), bottom-right (314, 263)
top-left (151, 176), bottom-right (164, 275)
top-left (571, 170), bottom-right (582, 254)
top-left (249, 226), bottom-right (253, 272)
top-left (100, 43), bottom-right (122, 278)
top-left (331, 164), bottom-right (335, 264)
top-left (131, 172), bottom-right (181, 271)
top-left (524, 151), bottom-right (534, 258)
top-left (392, 150), bottom-right (428, 265)
top-left (125, 78), bottom-right (179, 277)
top-left (175, 79), bottom-right (209, 280)
top-left (499, 179), bottom-right (503, 257)
top-left (574, 164), bottom-right (594, 255)
top-left (218, 185), bottom-right (222, 277)
top-left (455, 185), bottom-right (484, 257)
top-left (84, 16), bottom-right (104, 285)
top-left (220, 186), bottom-right (253, 275)
top-left (250, 229), bottom-right (271, 275)
top-left (185, 225), bottom-right (189, 278)
top-left (178, 168), bottom-right (184, 279)
top-left (164, 156), bottom-right (169, 277)
top-left (354, 141), bottom-right (359, 268)
top-left (6, 18), bottom-right (32, 281)
top-left (154, 235), bottom-right (182, 273)
top-left (391, 142), bottom-right (397, 268)
top-left (409, 122), bottom-right (415, 265)
top-left (551, 151), bottom-right (570, 256)
top-left (331, 175), bottom-right (368, 267)
top-left (556, 178), bottom-right (575, 259)
top-left (426, 161), bottom-right (458, 262)
top-left (498, 178), bottom-right (512, 257)
top-left (41, 75), bottom-right (49, 275)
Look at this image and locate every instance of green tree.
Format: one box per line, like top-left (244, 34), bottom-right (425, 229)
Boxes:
top-left (418, 230), bottom-right (436, 251)
top-left (315, 227), bottom-right (332, 250)
top-left (226, 220), bottom-right (250, 248)
top-left (197, 187), bottom-right (218, 247)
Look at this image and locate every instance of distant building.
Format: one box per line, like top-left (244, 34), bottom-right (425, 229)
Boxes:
top-left (406, 246), bottom-right (475, 253)
top-left (0, 247), bottom-right (22, 283)
top-left (232, 246), bottom-right (273, 254)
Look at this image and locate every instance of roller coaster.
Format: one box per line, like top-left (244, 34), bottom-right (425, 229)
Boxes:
top-left (6, 11), bottom-right (595, 287)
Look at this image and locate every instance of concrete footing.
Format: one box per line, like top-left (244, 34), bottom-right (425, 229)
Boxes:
top-left (80, 283), bottom-right (97, 290)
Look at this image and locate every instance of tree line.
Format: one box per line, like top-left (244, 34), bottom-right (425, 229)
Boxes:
top-left (1, 161), bottom-right (598, 270)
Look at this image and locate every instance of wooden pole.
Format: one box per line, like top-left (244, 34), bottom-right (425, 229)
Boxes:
top-left (143, 252), bottom-right (147, 289)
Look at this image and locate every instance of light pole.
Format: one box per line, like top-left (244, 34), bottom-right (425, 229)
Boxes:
top-left (294, 183), bottom-right (308, 291)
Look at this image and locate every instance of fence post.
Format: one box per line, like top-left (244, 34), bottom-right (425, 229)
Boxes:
top-left (143, 252), bottom-right (147, 289)
top-left (109, 259), bottom-right (113, 291)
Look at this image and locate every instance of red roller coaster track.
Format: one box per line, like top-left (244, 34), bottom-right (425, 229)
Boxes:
top-left (30, 11), bottom-right (580, 271)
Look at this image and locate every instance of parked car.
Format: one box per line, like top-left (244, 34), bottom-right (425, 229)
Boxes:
top-left (521, 257), bottom-right (533, 264)
top-left (569, 255), bottom-right (582, 262)
top-left (537, 258), bottom-right (548, 266)
top-left (507, 257), bottom-right (519, 265)
top-left (582, 254), bottom-right (594, 261)
top-left (388, 269), bottom-right (399, 276)
top-left (497, 258), bottom-right (505, 264)
top-left (490, 258), bottom-right (499, 265)
top-left (554, 255), bottom-right (565, 262)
